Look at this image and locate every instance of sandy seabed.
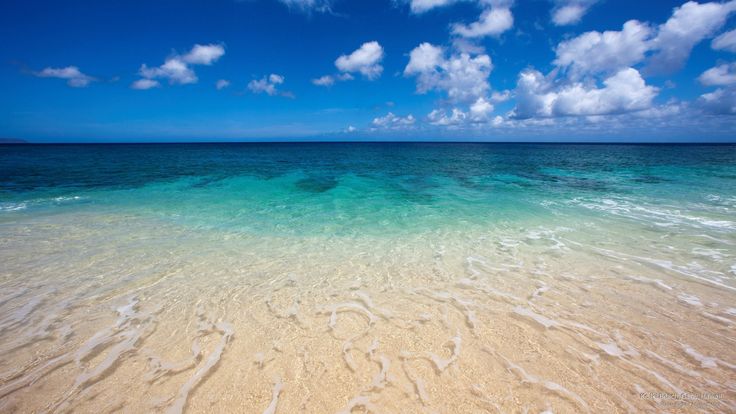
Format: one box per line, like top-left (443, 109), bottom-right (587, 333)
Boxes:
top-left (0, 212), bottom-right (734, 413)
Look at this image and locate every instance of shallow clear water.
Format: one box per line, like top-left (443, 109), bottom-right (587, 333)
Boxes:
top-left (1, 143), bottom-right (735, 413)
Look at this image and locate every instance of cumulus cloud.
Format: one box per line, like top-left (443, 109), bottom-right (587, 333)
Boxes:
top-left (698, 87), bottom-right (736, 114)
top-left (712, 29), bottom-right (736, 53)
top-left (646, 0), bottom-right (736, 74)
top-left (312, 75), bottom-right (335, 87)
top-left (277, 0), bottom-right (333, 13)
top-left (335, 41), bottom-right (384, 80)
top-left (469, 96), bottom-right (494, 119)
top-left (131, 79), bottom-right (160, 90)
top-left (134, 43), bottom-right (225, 88)
top-left (404, 42), bottom-right (493, 103)
top-left (402, 1), bottom-right (514, 38)
top-left (216, 79), bottom-right (231, 90)
top-left (491, 90), bottom-right (511, 102)
top-left (182, 44), bottom-right (226, 65)
top-left (407, 0), bottom-right (457, 13)
top-left (139, 59), bottom-right (196, 84)
top-left (428, 108), bottom-right (467, 125)
top-left (551, 0), bottom-right (599, 26)
top-left (312, 72), bottom-right (353, 87)
top-left (248, 74), bottom-right (288, 96)
top-left (35, 66), bottom-right (95, 87)
top-left (372, 112), bottom-right (416, 129)
top-left (513, 67), bottom-right (658, 118)
top-left (699, 63), bottom-right (736, 86)
top-left (452, 1), bottom-right (514, 38)
top-left (554, 20), bottom-right (651, 79)
top-left (552, 1), bottom-right (736, 79)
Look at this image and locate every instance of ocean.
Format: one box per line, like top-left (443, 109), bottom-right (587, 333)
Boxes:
top-left (1, 143), bottom-right (735, 413)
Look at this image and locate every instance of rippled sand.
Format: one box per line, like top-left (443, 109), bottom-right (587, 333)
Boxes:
top-left (1, 211), bottom-right (735, 413)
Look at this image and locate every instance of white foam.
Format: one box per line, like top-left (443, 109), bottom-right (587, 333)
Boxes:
top-left (369, 355), bottom-right (391, 390)
top-left (624, 275), bottom-right (672, 292)
top-left (166, 322), bottom-right (234, 414)
top-left (498, 352), bottom-right (589, 412)
top-left (336, 395), bottom-right (379, 414)
top-left (427, 333), bottom-right (461, 373)
top-left (529, 285), bottom-right (550, 300)
top-left (318, 302), bottom-right (377, 331)
top-left (701, 312), bottom-right (733, 326)
top-left (398, 331), bottom-right (462, 382)
top-left (677, 293), bottom-right (702, 307)
top-left (342, 339), bottom-right (357, 372)
top-left (681, 344), bottom-right (718, 369)
top-left (261, 378), bottom-right (283, 414)
top-left (644, 350), bottom-right (701, 379)
top-left (354, 291), bottom-right (393, 319)
top-left (0, 296), bottom-right (44, 334)
top-left (0, 202), bottom-right (27, 212)
top-left (595, 247), bottom-right (736, 292)
top-left (595, 342), bottom-right (625, 358)
top-left (513, 306), bottom-right (558, 329)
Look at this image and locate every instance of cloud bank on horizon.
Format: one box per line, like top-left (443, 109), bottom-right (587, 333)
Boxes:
top-left (4, 0), bottom-right (736, 141)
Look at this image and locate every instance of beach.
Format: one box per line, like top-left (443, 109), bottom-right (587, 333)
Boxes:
top-left (1, 143), bottom-right (735, 413)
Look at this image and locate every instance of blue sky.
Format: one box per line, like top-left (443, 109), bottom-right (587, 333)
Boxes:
top-left (2, 0), bottom-right (736, 142)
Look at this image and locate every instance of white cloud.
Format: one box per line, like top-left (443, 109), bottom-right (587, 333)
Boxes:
top-left (312, 75), bottom-right (335, 87)
top-left (131, 79), bottom-right (160, 90)
top-left (491, 90), bottom-right (511, 102)
top-left (335, 41), bottom-right (384, 80)
top-left (139, 58), bottom-right (196, 84)
top-left (552, 1), bottom-right (736, 79)
top-left (452, 3), bottom-right (514, 38)
top-left (404, 1), bottom-right (514, 39)
top-left (428, 108), bottom-right (467, 125)
top-left (248, 73), bottom-right (286, 96)
top-left (277, 0), bottom-right (333, 12)
top-left (312, 72), bottom-right (353, 87)
top-left (372, 112), bottom-right (416, 128)
top-left (551, 0), bottom-right (599, 26)
top-left (405, 42), bottom-right (444, 74)
top-left (408, 0), bottom-right (457, 13)
top-left (699, 63), bottom-right (736, 86)
top-left (698, 87), bottom-right (736, 114)
top-left (135, 43), bottom-right (225, 87)
top-left (712, 29), bottom-right (736, 53)
top-left (469, 96), bottom-right (494, 120)
top-left (646, 0), bottom-right (736, 74)
top-left (513, 67), bottom-right (658, 118)
top-left (404, 42), bottom-right (493, 103)
top-left (346, 125), bottom-right (357, 133)
top-left (182, 44), bottom-right (225, 65)
top-left (216, 79), bottom-right (230, 90)
top-left (554, 20), bottom-right (651, 79)
top-left (35, 66), bottom-right (95, 87)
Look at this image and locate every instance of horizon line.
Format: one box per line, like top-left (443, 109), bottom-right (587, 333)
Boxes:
top-left (3, 140), bottom-right (736, 145)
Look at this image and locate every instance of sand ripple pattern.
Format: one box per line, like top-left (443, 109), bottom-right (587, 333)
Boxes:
top-left (0, 212), bottom-right (735, 413)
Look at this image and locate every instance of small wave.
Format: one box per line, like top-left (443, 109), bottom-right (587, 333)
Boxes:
top-left (0, 202), bottom-right (27, 212)
top-left (0, 195), bottom-right (87, 213)
top-left (570, 197), bottom-right (736, 231)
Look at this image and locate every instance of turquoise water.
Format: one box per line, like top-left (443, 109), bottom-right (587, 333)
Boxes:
top-left (2, 143), bottom-right (735, 236)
